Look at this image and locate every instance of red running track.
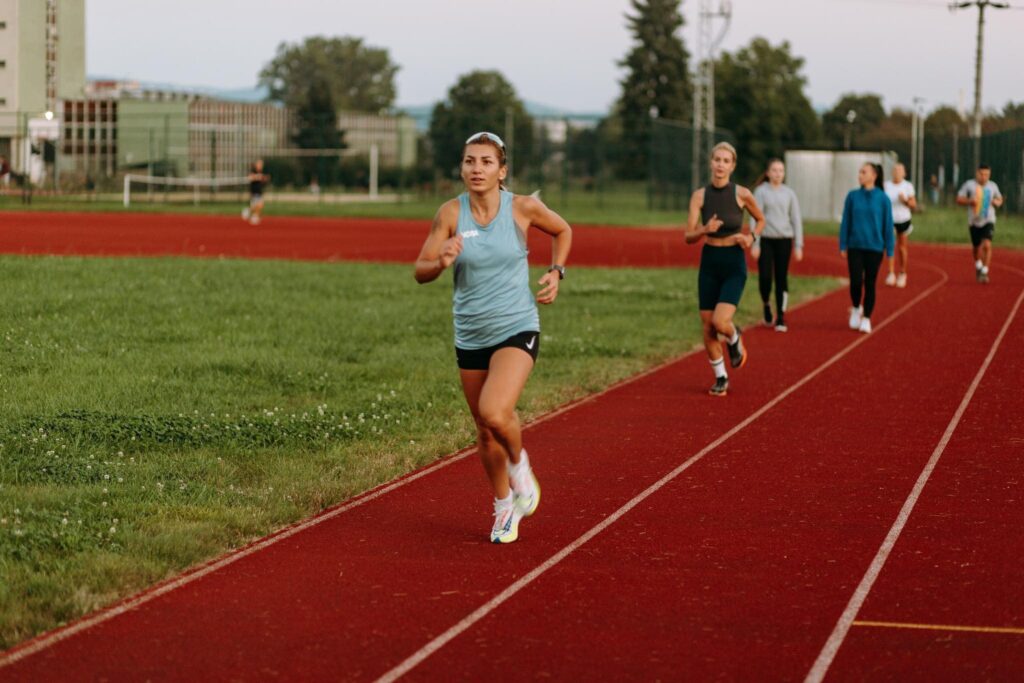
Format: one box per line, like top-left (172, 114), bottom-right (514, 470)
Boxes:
top-left (0, 213), bottom-right (1022, 681)
top-left (0, 210), bottom-right (843, 274)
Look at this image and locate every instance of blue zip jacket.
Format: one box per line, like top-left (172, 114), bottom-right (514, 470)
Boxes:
top-left (839, 187), bottom-right (895, 257)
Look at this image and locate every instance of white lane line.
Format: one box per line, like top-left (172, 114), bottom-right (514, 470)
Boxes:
top-left (374, 271), bottom-right (949, 683)
top-left (805, 286), bottom-right (1024, 683)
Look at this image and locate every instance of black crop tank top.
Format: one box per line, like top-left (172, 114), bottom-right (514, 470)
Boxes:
top-left (700, 182), bottom-right (744, 238)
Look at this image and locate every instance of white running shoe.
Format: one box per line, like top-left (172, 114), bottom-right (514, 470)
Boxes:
top-left (241, 208), bottom-right (251, 220)
top-left (884, 272), bottom-right (896, 287)
top-left (510, 450), bottom-right (540, 517)
top-left (896, 273), bottom-right (907, 288)
top-left (859, 317), bottom-right (872, 334)
top-left (848, 306), bottom-right (863, 330)
top-left (249, 215), bottom-right (261, 226)
top-left (490, 497), bottom-right (523, 544)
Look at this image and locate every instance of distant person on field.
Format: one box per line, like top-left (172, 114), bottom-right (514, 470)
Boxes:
top-left (0, 155), bottom-right (10, 190)
top-left (750, 158), bottom-right (803, 332)
top-left (929, 173), bottom-right (940, 206)
top-left (840, 163), bottom-right (894, 334)
top-left (956, 164), bottom-right (1003, 284)
top-left (883, 162), bottom-right (916, 288)
top-left (685, 142), bottom-right (765, 397)
top-left (242, 159), bottom-right (270, 225)
top-left (413, 131), bottom-right (572, 544)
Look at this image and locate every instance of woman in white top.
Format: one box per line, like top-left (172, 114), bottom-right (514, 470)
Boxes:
top-left (750, 158), bottom-right (803, 332)
top-left (883, 163), bottom-right (916, 288)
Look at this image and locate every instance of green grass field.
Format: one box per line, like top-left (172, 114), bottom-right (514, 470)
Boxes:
top-left (0, 254), bottom-right (837, 649)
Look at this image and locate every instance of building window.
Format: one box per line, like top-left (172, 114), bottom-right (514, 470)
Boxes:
top-left (0, 98), bottom-right (7, 106)
top-left (0, 21), bottom-right (7, 29)
top-left (0, 61), bottom-right (6, 68)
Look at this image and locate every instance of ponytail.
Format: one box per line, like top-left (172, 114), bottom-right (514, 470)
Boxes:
top-left (873, 163), bottom-right (885, 192)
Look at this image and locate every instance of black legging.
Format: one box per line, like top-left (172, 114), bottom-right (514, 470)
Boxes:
top-left (758, 237), bottom-right (792, 319)
top-left (847, 248), bottom-right (884, 317)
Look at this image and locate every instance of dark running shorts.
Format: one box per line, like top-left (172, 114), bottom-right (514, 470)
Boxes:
top-left (698, 244), bottom-right (747, 310)
top-left (969, 223), bottom-right (994, 248)
top-left (894, 220), bottom-right (913, 235)
top-left (456, 331), bottom-right (539, 370)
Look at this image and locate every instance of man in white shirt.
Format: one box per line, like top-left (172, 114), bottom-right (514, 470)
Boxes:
top-left (883, 163), bottom-right (916, 288)
top-left (956, 164), bottom-right (1004, 284)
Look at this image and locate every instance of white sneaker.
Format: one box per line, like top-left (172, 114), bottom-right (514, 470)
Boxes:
top-left (896, 273), bottom-right (907, 288)
top-left (490, 497), bottom-right (523, 544)
top-left (884, 272), bottom-right (896, 287)
top-left (848, 306), bottom-right (863, 330)
top-left (859, 317), bottom-right (872, 334)
top-left (241, 208), bottom-right (251, 220)
top-left (510, 450), bottom-right (540, 517)
top-left (249, 215), bottom-right (261, 226)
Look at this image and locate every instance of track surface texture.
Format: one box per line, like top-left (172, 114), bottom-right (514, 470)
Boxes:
top-left (1, 212), bottom-right (1022, 681)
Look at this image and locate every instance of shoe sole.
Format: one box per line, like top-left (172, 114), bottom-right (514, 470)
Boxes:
top-left (708, 390), bottom-right (728, 397)
top-left (490, 517), bottom-right (521, 544)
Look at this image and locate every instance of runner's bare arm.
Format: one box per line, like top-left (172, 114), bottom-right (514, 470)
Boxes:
top-left (414, 201), bottom-right (461, 284)
top-left (685, 189), bottom-right (718, 244)
top-left (515, 195), bottom-right (572, 304)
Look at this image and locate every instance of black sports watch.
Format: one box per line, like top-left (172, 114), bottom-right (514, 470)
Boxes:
top-left (548, 265), bottom-right (566, 280)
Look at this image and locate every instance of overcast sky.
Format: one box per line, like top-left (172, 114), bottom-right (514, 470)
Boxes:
top-left (86, 0), bottom-right (1022, 115)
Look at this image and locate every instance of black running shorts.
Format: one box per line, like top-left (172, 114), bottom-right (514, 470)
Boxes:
top-left (698, 244), bottom-right (747, 310)
top-left (894, 220), bottom-right (913, 235)
top-left (456, 331), bottom-right (540, 370)
top-left (969, 223), bottom-right (994, 248)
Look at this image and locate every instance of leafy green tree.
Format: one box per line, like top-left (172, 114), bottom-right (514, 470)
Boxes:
top-left (616, 0), bottom-right (692, 179)
top-left (259, 36), bottom-right (399, 113)
top-left (291, 76), bottom-right (345, 185)
top-left (429, 70), bottom-right (534, 180)
top-left (713, 37), bottom-right (821, 181)
top-left (822, 93), bottom-right (886, 150)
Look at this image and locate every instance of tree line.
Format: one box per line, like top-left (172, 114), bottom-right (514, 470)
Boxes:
top-left (255, 1), bottom-right (1023, 187)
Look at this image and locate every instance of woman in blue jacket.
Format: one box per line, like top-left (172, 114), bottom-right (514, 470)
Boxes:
top-left (840, 163), bottom-right (895, 334)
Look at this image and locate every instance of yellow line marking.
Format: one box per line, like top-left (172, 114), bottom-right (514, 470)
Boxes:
top-left (853, 620), bottom-right (1024, 635)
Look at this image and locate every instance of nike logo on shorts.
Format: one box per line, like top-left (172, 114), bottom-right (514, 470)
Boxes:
top-left (526, 336), bottom-right (536, 350)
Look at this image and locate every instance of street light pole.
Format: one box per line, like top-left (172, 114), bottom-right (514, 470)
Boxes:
top-left (950, 0), bottom-right (1010, 162)
top-left (844, 110), bottom-right (857, 151)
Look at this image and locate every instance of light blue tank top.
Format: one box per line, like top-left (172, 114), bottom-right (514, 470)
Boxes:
top-left (452, 191), bottom-right (540, 349)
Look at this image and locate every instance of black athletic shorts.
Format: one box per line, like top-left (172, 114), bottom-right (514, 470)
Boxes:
top-left (456, 331), bottom-right (539, 370)
top-left (894, 220), bottom-right (913, 235)
top-left (698, 244), bottom-right (747, 310)
top-left (969, 223), bottom-right (994, 248)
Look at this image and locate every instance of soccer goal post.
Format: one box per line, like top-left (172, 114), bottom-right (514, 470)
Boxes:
top-left (122, 174), bottom-right (251, 207)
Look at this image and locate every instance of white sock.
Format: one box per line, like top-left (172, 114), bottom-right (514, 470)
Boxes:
top-left (495, 493), bottom-right (513, 509)
top-left (981, 265), bottom-right (989, 274)
top-left (710, 357), bottom-right (727, 379)
top-left (728, 329), bottom-right (739, 345)
top-left (509, 449), bottom-right (530, 476)
top-left (976, 259), bottom-right (983, 270)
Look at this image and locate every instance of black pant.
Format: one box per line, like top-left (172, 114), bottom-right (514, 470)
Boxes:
top-left (758, 238), bottom-right (792, 320)
top-left (847, 248), bottom-right (884, 317)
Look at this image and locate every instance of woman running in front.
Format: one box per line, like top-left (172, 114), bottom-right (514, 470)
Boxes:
top-left (685, 142), bottom-right (765, 397)
top-left (750, 158), bottom-right (803, 332)
top-left (414, 132), bottom-right (572, 544)
top-left (840, 163), bottom-right (894, 334)
top-left (883, 162), bottom-right (916, 288)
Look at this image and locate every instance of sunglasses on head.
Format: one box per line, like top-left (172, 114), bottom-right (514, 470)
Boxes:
top-left (465, 132), bottom-right (506, 150)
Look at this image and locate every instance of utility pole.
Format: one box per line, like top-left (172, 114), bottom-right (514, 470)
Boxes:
top-left (691, 0), bottom-right (731, 191)
top-left (950, 0), bottom-right (1010, 162)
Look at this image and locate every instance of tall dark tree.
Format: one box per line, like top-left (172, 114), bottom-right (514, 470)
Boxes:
top-left (713, 38), bottom-right (821, 181)
top-left (259, 36), bottom-right (399, 113)
top-left (429, 70), bottom-right (534, 180)
top-left (822, 93), bottom-right (886, 150)
top-left (616, 0), bottom-right (692, 179)
top-left (291, 76), bottom-right (345, 185)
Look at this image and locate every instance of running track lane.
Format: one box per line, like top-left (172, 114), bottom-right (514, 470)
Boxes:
top-left (1, 229), bottom-right (1022, 678)
top-left (382, 249), bottom-right (1023, 681)
top-left (823, 264), bottom-right (1024, 680)
top-left (0, 210), bottom-right (843, 275)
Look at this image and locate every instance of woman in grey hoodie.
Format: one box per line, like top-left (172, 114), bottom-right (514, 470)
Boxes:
top-left (750, 159), bottom-right (803, 331)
